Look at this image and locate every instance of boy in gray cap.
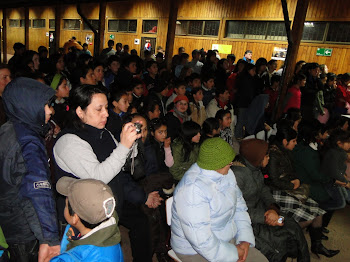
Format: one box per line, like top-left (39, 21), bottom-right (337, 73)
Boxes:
top-left (51, 177), bottom-right (123, 262)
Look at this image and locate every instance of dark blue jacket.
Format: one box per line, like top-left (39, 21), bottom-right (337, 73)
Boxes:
top-left (0, 77), bottom-right (59, 246)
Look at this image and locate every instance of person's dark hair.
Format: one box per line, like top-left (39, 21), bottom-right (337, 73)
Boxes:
top-left (156, 52), bottom-right (163, 59)
top-left (91, 60), bottom-right (104, 70)
top-left (123, 55), bottom-right (138, 68)
top-left (217, 59), bottom-right (228, 69)
top-left (71, 65), bottom-right (93, 87)
top-left (146, 60), bottom-right (157, 69)
top-left (202, 74), bottom-right (215, 83)
top-left (72, 36), bottom-right (77, 40)
top-left (13, 42), bottom-right (25, 51)
top-left (271, 74), bottom-right (281, 85)
top-left (38, 46), bottom-right (48, 55)
top-left (307, 62), bottom-right (320, 70)
top-left (293, 73), bottom-right (306, 84)
top-left (130, 49), bottom-right (138, 56)
top-left (48, 53), bottom-right (64, 73)
top-left (227, 54), bottom-right (236, 62)
top-left (255, 57), bottom-right (267, 72)
top-left (267, 59), bottom-right (277, 66)
top-left (285, 108), bottom-right (302, 122)
top-left (77, 53), bottom-right (92, 67)
top-left (206, 50), bottom-right (216, 62)
top-left (297, 119), bottom-right (321, 144)
top-left (130, 78), bottom-right (144, 89)
top-left (0, 63), bottom-right (9, 70)
top-left (215, 86), bottom-right (227, 97)
top-left (122, 113), bottom-right (148, 127)
top-left (178, 47), bottom-right (185, 53)
top-left (294, 60), bottom-right (305, 74)
top-left (327, 128), bottom-right (350, 149)
top-left (178, 121), bottom-right (201, 162)
top-left (82, 43), bottom-right (88, 48)
top-left (233, 59), bottom-right (248, 73)
top-left (150, 118), bottom-right (167, 133)
top-left (68, 85), bottom-right (108, 129)
top-left (319, 73), bottom-right (327, 81)
top-left (244, 63), bottom-right (256, 73)
top-left (244, 50), bottom-right (252, 55)
top-left (123, 45), bottom-right (129, 51)
top-left (326, 72), bottom-right (336, 82)
top-left (191, 49), bottom-right (200, 57)
top-left (215, 109), bottom-right (231, 122)
top-left (116, 43), bottom-right (122, 49)
top-left (275, 126), bottom-right (297, 144)
top-left (107, 40), bottom-right (114, 47)
top-left (180, 53), bottom-right (189, 61)
top-left (202, 117), bottom-right (220, 136)
top-left (189, 73), bottom-right (201, 82)
top-left (144, 50), bottom-right (151, 57)
top-left (341, 73), bottom-right (350, 84)
top-left (109, 88), bottom-right (127, 108)
top-left (67, 200), bottom-right (102, 229)
top-left (191, 87), bottom-right (202, 96)
top-left (174, 80), bottom-right (187, 90)
top-left (44, 73), bottom-right (67, 88)
top-left (144, 99), bottom-right (160, 116)
top-left (107, 55), bottom-right (120, 66)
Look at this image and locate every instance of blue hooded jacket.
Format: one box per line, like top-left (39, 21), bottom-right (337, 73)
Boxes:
top-left (0, 77), bottom-right (60, 246)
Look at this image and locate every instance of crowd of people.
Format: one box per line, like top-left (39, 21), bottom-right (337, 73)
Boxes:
top-left (0, 36), bottom-right (349, 262)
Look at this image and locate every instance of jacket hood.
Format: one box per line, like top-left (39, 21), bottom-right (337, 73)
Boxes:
top-left (3, 77), bottom-right (55, 134)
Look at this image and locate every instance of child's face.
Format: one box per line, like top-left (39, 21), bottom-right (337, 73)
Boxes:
top-left (148, 104), bottom-right (161, 120)
top-left (175, 100), bottom-right (188, 113)
top-left (153, 125), bottom-right (167, 143)
top-left (133, 84), bottom-right (144, 97)
top-left (204, 79), bottom-right (215, 90)
top-left (219, 90), bottom-right (230, 102)
top-left (221, 113), bottom-right (232, 128)
top-left (126, 91), bottom-right (133, 103)
top-left (109, 61), bottom-right (120, 75)
top-left (126, 62), bottom-right (137, 74)
top-left (338, 141), bottom-right (350, 151)
top-left (191, 132), bottom-right (201, 143)
top-left (56, 79), bottom-right (69, 99)
top-left (94, 66), bottom-right (104, 82)
top-left (175, 85), bottom-right (186, 96)
top-left (113, 94), bottom-right (129, 113)
top-left (191, 78), bottom-right (201, 88)
top-left (81, 69), bottom-right (97, 85)
top-left (64, 198), bottom-right (74, 225)
top-left (193, 90), bottom-right (204, 102)
top-left (147, 63), bottom-right (158, 75)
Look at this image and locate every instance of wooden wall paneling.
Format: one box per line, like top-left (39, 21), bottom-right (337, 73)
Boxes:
top-left (6, 8), bottom-right (25, 56)
top-left (2, 9), bottom-right (7, 63)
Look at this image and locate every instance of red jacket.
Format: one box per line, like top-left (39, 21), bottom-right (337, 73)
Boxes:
top-left (335, 83), bottom-right (350, 109)
top-left (284, 85), bottom-right (301, 113)
top-left (264, 87), bottom-right (279, 114)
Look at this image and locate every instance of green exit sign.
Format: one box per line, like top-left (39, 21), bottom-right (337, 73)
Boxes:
top-left (316, 48), bottom-right (332, 57)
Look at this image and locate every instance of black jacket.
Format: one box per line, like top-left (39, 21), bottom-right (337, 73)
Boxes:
top-left (0, 78), bottom-right (59, 246)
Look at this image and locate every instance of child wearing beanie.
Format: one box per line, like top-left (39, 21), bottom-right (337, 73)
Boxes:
top-left (171, 138), bottom-right (268, 262)
top-left (232, 138), bottom-right (310, 261)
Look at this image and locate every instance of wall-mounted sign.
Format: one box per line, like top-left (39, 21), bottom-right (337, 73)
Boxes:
top-left (86, 34), bottom-right (93, 44)
top-left (134, 38), bottom-right (140, 45)
top-left (272, 47), bottom-right (287, 61)
top-left (316, 48), bottom-right (332, 57)
top-left (109, 34), bottom-right (115, 40)
top-left (46, 32), bottom-right (49, 37)
top-left (211, 44), bottom-right (232, 54)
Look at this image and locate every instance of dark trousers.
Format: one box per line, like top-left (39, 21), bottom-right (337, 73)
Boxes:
top-left (8, 240), bottom-right (38, 262)
top-left (119, 202), bottom-right (152, 262)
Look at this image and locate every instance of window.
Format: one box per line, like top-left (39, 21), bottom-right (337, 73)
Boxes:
top-left (83, 19), bottom-right (99, 31)
top-left (326, 22), bottom-right (350, 43)
top-left (49, 19), bottom-right (55, 29)
top-left (63, 19), bottom-right (80, 30)
top-left (143, 20), bottom-right (158, 33)
top-left (33, 19), bottom-right (45, 28)
top-left (176, 20), bottom-right (220, 37)
top-left (266, 22), bottom-right (288, 41)
top-left (9, 19), bottom-right (20, 27)
top-left (226, 20), bottom-right (287, 40)
top-left (108, 19), bottom-right (137, 33)
top-left (301, 22), bottom-right (326, 41)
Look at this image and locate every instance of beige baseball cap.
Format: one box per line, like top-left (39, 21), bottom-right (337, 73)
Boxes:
top-left (56, 177), bottom-right (116, 224)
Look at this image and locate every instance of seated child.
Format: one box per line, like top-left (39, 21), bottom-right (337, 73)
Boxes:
top-left (166, 80), bottom-right (187, 110)
top-left (200, 117), bottom-right (220, 143)
top-left (131, 78), bottom-right (145, 111)
top-left (52, 177), bottom-right (123, 262)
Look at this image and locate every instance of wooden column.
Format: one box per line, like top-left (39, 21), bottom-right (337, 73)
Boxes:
top-left (24, 7), bottom-right (29, 50)
top-left (55, 5), bottom-right (61, 52)
top-left (97, 1), bottom-right (107, 56)
top-left (2, 8), bottom-right (7, 63)
top-left (165, 0), bottom-right (179, 70)
top-left (276, 0), bottom-right (309, 120)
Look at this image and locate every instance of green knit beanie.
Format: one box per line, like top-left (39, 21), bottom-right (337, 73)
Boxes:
top-left (197, 137), bottom-right (235, 170)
